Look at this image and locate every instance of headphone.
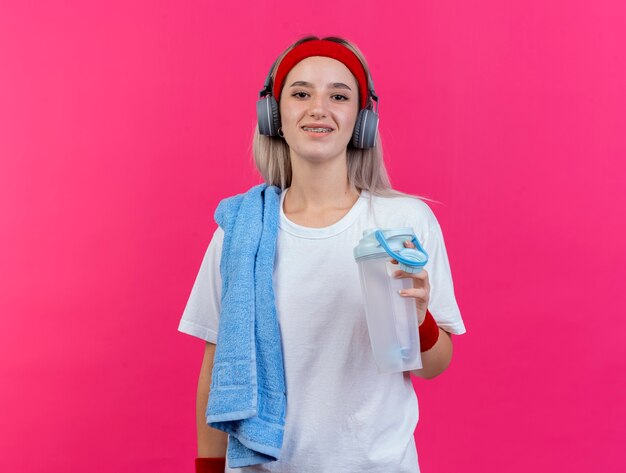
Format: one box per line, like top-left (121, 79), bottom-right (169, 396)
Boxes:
top-left (256, 57), bottom-right (380, 149)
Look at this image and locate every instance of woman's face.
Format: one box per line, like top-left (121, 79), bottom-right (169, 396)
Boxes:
top-left (279, 56), bottom-right (360, 165)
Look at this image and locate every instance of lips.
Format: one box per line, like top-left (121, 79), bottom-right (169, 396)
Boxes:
top-left (301, 123), bottom-right (334, 133)
top-left (302, 128), bottom-right (332, 134)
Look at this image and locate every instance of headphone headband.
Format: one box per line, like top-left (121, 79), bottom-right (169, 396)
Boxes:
top-left (271, 39), bottom-right (371, 110)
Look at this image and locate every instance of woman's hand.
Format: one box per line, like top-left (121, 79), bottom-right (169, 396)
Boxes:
top-left (391, 240), bottom-right (431, 325)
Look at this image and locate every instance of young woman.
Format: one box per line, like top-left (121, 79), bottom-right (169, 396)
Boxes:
top-left (179, 36), bottom-right (466, 473)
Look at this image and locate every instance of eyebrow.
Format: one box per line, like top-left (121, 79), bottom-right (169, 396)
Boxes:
top-left (288, 81), bottom-right (352, 91)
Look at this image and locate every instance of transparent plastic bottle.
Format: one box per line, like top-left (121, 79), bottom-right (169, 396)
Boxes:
top-left (354, 228), bottom-right (429, 373)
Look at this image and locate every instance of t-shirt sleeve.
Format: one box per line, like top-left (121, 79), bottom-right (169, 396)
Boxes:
top-left (177, 226), bottom-right (224, 343)
top-left (417, 207), bottom-right (467, 335)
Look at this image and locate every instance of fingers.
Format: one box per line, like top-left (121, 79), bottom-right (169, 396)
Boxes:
top-left (390, 240), bottom-right (416, 265)
top-left (393, 268), bottom-right (429, 281)
top-left (398, 286), bottom-right (430, 299)
top-left (395, 268), bottom-right (429, 288)
top-left (393, 240), bottom-right (429, 309)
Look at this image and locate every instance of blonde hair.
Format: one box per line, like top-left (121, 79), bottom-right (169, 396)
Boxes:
top-left (252, 35), bottom-right (438, 204)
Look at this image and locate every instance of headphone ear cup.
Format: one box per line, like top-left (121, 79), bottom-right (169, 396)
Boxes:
top-left (351, 109), bottom-right (379, 149)
top-left (351, 110), bottom-right (364, 149)
top-left (269, 96), bottom-right (281, 135)
top-left (256, 95), bottom-right (281, 136)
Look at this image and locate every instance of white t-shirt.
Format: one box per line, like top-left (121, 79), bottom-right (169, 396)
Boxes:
top-left (179, 188), bottom-right (466, 472)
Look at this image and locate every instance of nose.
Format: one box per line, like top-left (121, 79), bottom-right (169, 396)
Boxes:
top-left (308, 93), bottom-right (328, 118)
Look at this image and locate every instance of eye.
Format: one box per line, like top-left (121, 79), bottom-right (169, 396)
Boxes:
top-left (332, 94), bottom-right (349, 101)
top-left (292, 91), bottom-right (309, 99)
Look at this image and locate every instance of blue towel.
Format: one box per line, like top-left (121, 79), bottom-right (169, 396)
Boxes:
top-left (206, 183), bottom-right (286, 468)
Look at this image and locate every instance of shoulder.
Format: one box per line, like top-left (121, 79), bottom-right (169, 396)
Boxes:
top-left (368, 191), bottom-right (441, 232)
top-left (214, 191), bottom-right (244, 228)
top-left (211, 225), bottom-right (225, 247)
top-left (214, 184), bottom-right (276, 229)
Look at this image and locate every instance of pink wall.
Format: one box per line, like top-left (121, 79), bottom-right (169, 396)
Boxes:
top-left (1, 1), bottom-right (624, 472)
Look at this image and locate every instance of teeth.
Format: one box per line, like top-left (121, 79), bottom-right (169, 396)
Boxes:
top-left (303, 127), bottom-right (332, 133)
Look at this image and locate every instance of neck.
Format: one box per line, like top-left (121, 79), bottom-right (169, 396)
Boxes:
top-left (286, 152), bottom-right (359, 211)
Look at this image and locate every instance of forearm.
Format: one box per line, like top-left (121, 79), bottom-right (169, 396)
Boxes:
top-left (196, 347), bottom-right (228, 457)
top-left (409, 327), bottom-right (453, 379)
top-left (196, 384), bottom-right (228, 457)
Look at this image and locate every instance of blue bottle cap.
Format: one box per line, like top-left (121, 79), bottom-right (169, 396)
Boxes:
top-left (353, 227), bottom-right (428, 270)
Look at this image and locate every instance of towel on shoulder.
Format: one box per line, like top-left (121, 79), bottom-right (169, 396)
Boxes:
top-left (206, 183), bottom-right (287, 468)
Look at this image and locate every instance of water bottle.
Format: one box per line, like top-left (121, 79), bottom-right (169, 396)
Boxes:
top-left (353, 228), bottom-right (429, 374)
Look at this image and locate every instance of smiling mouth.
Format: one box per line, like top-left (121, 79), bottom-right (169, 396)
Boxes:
top-left (301, 126), bottom-right (334, 133)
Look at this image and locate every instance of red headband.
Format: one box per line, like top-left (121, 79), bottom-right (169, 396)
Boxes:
top-left (273, 39), bottom-right (369, 110)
